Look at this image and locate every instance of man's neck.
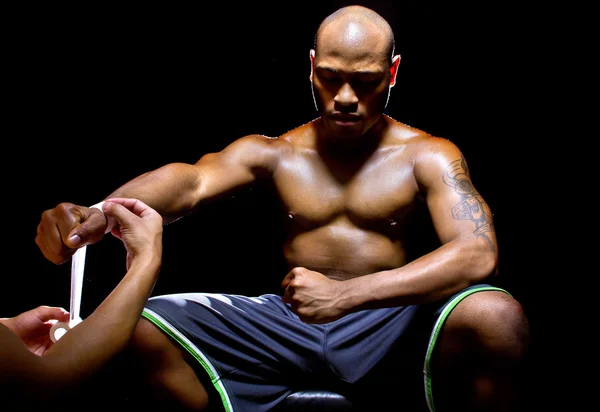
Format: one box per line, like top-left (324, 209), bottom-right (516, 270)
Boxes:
top-left (316, 115), bottom-right (387, 157)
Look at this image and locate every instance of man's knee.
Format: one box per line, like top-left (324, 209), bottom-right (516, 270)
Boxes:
top-left (441, 290), bottom-right (530, 361)
top-left (432, 290), bottom-right (531, 409)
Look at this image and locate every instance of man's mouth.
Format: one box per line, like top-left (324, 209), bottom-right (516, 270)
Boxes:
top-left (331, 114), bottom-right (361, 126)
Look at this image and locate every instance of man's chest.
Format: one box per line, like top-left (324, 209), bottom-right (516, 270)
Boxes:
top-left (273, 155), bottom-right (420, 225)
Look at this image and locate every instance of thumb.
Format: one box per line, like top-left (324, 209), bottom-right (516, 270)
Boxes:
top-left (281, 272), bottom-right (293, 289)
top-left (102, 201), bottom-right (136, 229)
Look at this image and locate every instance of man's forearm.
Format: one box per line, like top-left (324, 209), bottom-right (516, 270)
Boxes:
top-left (344, 238), bottom-right (497, 310)
top-left (105, 163), bottom-right (202, 225)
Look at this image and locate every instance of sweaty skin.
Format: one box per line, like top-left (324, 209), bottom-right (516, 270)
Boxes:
top-left (36, 8), bottom-right (497, 324)
top-left (35, 6), bottom-right (529, 411)
top-left (36, 123), bottom-right (496, 325)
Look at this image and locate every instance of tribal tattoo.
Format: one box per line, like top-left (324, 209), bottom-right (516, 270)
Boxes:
top-left (442, 156), bottom-right (495, 250)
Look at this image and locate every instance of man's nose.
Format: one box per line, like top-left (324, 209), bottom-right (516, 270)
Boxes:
top-left (334, 83), bottom-right (359, 106)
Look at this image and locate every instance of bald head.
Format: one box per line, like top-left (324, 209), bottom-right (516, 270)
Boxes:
top-left (314, 5), bottom-right (395, 64)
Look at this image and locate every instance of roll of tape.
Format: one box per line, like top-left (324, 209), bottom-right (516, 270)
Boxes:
top-left (49, 317), bottom-right (82, 343)
top-left (49, 321), bottom-right (69, 343)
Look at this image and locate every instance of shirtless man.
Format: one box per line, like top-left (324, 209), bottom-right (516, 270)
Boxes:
top-left (35, 5), bottom-right (530, 411)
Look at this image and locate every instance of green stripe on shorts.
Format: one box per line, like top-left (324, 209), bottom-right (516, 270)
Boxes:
top-left (423, 286), bottom-right (511, 412)
top-left (142, 308), bottom-right (235, 412)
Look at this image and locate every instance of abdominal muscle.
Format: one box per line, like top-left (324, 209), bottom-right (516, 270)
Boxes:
top-left (282, 220), bottom-right (406, 281)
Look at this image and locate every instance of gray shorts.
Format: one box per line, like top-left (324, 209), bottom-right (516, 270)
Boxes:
top-left (142, 284), bottom-right (508, 411)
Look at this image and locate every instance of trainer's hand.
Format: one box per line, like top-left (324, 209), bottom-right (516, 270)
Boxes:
top-left (281, 267), bottom-right (348, 324)
top-left (102, 198), bottom-right (163, 271)
top-left (0, 305), bottom-right (70, 356)
top-left (36, 202), bottom-right (109, 265)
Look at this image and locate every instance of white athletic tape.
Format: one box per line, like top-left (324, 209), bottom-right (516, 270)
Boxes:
top-left (49, 201), bottom-right (107, 343)
top-left (68, 245), bottom-right (86, 325)
top-left (89, 201), bottom-right (105, 212)
top-left (90, 201), bottom-right (117, 233)
top-left (50, 246), bottom-right (86, 343)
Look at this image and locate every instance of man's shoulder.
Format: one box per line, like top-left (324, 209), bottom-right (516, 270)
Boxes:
top-left (387, 116), bottom-right (451, 141)
top-left (230, 133), bottom-right (294, 158)
top-left (235, 133), bottom-right (289, 147)
top-left (260, 121), bottom-right (318, 151)
top-left (384, 118), bottom-right (460, 159)
top-left (385, 118), bottom-right (440, 147)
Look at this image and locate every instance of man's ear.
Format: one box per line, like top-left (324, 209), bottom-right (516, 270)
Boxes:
top-left (389, 54), bottom-right (401, 87)
top-left (309, 49), bottom-right (315, 82)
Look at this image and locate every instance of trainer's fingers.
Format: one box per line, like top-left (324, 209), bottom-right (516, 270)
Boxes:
top-left (102, 202), bottom-right (137, 227)
top-left (105, 197), bottom-right (153, 217)
top-left (35, 306), bottom-right (70, 322)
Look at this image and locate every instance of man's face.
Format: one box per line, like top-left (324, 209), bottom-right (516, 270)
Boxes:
top-left (310, 42), bottom-right (393, 139)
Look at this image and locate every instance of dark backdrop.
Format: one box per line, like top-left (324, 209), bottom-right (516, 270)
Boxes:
top-left (4, 0), bottom-right (547, 409)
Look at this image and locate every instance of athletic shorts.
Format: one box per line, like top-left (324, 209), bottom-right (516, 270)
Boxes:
top-left (142, 284), bottom-right (509, 412)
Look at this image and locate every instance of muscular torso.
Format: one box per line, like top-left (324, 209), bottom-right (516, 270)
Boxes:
top-left (270, 117), bottom-right (437, 281)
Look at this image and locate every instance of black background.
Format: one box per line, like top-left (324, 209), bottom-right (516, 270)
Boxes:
top-left (4, 0), bottom-right (552, 409)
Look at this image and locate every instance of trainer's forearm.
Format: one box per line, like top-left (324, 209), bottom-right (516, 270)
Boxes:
top-left (344, 237), bottom-right (497, 309)
top-left (104, 162), bottom-right (203, 225)
top-left (41, 255), bottom-right (161, 388)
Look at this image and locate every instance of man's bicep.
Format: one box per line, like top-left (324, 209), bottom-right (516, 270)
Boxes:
top-left (427, 173), bottom-right (496, 246)
top-left (194, 135), bottom-right (281, 201)
top-left (418, 143), bottom-right (496, 247)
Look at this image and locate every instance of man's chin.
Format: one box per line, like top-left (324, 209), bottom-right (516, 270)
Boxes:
top-left (325, 119), bottom-right (363, 138)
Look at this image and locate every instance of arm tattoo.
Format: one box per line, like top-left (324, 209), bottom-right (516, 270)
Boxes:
top-left (442, 156), bottom-right (494, 249)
